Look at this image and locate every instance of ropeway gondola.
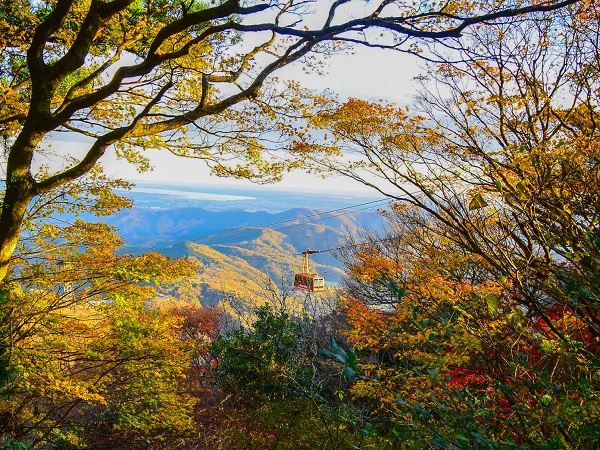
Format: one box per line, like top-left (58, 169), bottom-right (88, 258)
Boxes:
top-left (293, 248), bottom-right (325, 292)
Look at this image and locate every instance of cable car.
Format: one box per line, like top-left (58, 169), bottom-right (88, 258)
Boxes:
top-left (294, 249), bottom-right (325, 292)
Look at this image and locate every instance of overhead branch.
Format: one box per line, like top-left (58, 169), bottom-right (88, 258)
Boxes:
top-left (35, 79), bottom-right (174, 194)
top-left (27, 0), bottom-right (76, 68)
top-left (147, 0), bottom-right (270, 56)
top-left (130, 39), bottom-right (317, 136)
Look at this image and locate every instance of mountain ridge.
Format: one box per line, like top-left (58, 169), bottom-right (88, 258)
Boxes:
top-left (104, 205), bottom-right (383, 305)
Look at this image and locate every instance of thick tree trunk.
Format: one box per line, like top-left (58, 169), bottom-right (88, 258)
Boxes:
top-left (0, 187), bottom-right (33, 282)
top-left (0, 127), bottom-right (42, 282)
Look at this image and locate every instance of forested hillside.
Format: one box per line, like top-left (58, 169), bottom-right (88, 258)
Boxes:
top-left (110, 206), bottom-right (381, 293)
top-left (109, 206), bottom-right (379, 251)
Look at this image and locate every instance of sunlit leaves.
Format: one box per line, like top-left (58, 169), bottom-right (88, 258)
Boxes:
top-left (468, 192), bottom-right (487, 210)
top-left (319, 8), bottom-right (600, 448)
top-left (0, 182), bottom-right (198, 445)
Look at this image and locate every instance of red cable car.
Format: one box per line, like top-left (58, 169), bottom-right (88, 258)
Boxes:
top-left (294, 249), bottom-right (325, 292)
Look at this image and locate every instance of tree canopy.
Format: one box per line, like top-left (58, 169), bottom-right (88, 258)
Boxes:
top-left (298, 4), bottom-right (600, 447)
top-left (0, 0), bottom-right (581, 281)
top-left (1, 0), bottom-right (595, 447)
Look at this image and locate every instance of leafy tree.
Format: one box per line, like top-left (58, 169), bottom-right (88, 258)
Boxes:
top-left (305, 1), bottom-right (600, 354)
top-left (210, 305), bottom-right (367, 449)
top-left (169, 304), bottom-right (222, 384)
top-left (0, 0), bottom-right (590, 447)
top-left (0, 176), bottom-right (198, 447)
top-left (299, 5), bottom-right (600, 449)
top-left (0, 0), bottom-right (580, 281)
top-left (331, 208), bottom-right (599, 447)
top-left (210, 304), bottom-right (312, 402)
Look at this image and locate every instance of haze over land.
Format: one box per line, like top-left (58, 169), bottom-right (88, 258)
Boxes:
top-left (102, 183), bottom-right (386, 303)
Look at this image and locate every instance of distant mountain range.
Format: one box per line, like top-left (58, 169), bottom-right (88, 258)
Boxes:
top-left (91, 183), bottom-right (388, 304)
top-left (103, 206), bottom-right (384, 301)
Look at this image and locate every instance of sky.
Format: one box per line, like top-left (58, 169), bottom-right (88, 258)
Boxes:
top-left (18, 3), bottom-right (425, 195)
top-left (91, 46), bottom-right (422, 193)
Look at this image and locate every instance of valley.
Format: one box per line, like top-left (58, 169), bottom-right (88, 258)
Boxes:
top-left (102, 202), bottom-right (385, 306)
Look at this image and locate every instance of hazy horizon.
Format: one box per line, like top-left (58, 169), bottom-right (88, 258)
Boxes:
top-left (115, 181), bottom-right (388, 214)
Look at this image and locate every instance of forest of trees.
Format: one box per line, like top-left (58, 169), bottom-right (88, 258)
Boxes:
top-left (1, 0), bottom-right (598, 448)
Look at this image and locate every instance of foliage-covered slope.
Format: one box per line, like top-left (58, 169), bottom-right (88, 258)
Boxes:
top-left (110, 207), bottom-right (382, 291)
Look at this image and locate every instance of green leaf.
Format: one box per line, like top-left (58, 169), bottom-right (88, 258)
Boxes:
top-left (318, 348), bottom-right (334, 358)
top-left (330, 336), bottom-right (348, 360)
top-left (412, 306), bottom-right (420, 320)
top-left (468, 193), bottom-right (488, 210)
top-left (485, 294), bottom-right (500, 317)
top-left (347, 349), bottom-right (359, 371)
top-left (514, 179), bottom-right (530, 200)
top-left (432, 438), bottom-right (451, 448)
top-left (319, 349), bottom-right (346, 364)
top-left (396, 287), bottom-right (406, 301)
top-left (342, 366), bottom-right (357, 378)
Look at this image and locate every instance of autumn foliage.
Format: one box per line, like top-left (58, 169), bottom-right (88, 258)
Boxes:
top-left (307, 5), bottom-right (600, 448)
top-left (2, 0), bottom-right (599, 449)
